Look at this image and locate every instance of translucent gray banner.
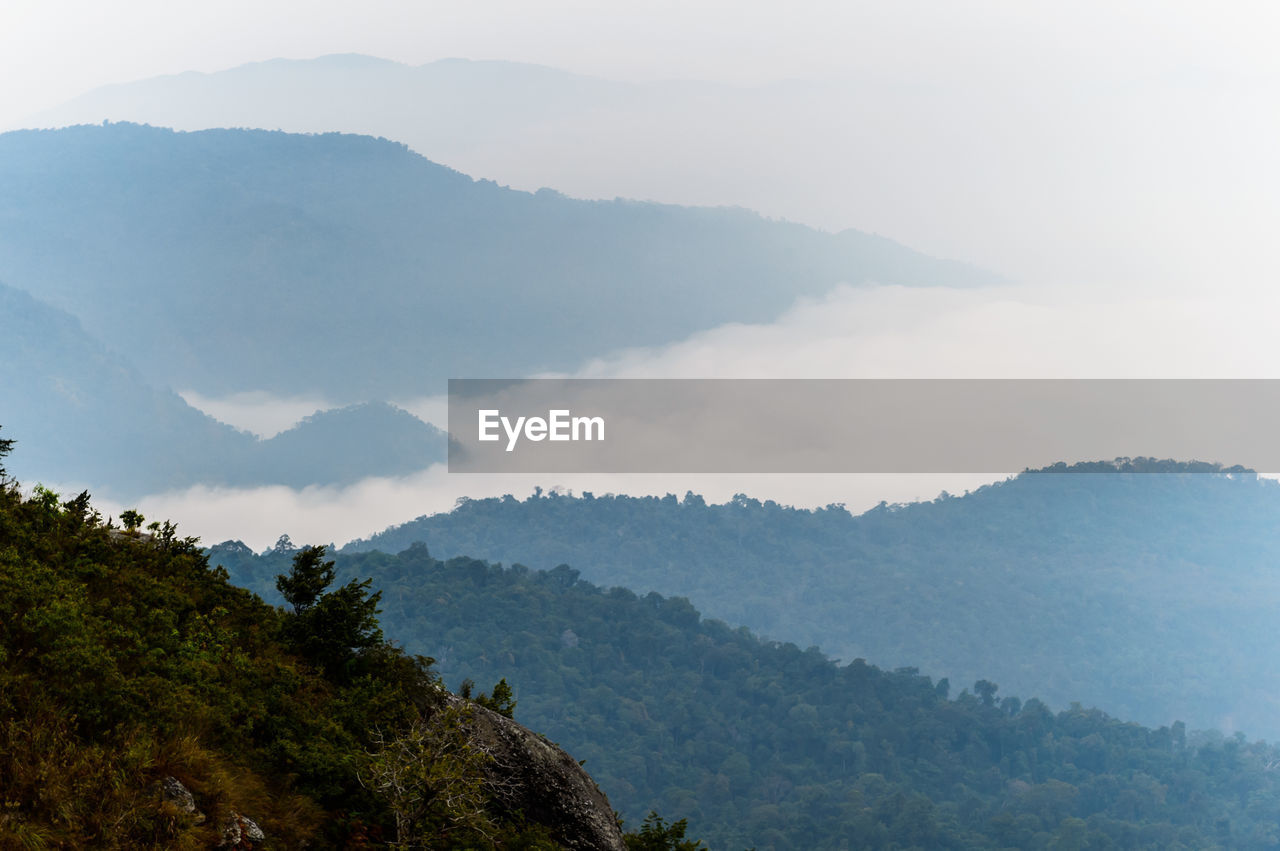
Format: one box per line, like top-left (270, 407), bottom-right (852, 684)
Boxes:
top-left (447, 379), bottom-right (1280, 473)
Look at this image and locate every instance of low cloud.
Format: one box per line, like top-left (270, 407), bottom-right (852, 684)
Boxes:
top-left (135, 283), bottom-right (1280, 551)
top-left (75, 467), bottom-right (994, 553)
top-left (569, 283), bottom-right (1280, 380)
top-left (179, 390), bottom-right (335, 438)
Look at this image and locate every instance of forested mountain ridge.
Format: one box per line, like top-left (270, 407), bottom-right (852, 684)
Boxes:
top-left (0, 432), bottom-right (633, 848)
top-left (0, 122), bottom-right (1002, 400)
top-left (342, 462), bottom-right (1280, 738)
top-left (0, 281), bottom-right (444, 497)
top-left (212, 538), bottom-right (1280, 850)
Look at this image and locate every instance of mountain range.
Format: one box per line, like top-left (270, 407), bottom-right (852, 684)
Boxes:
top-left (341, 463), bottom-right (1280, 740)
top-left (0, 122), bottom-right (1001, 402)
top-left (0, 280), bottom-right (444, 496)
top-left (210, 528), bottom-right (1280, 850)
top-left (19, 54), bottom-right (960, 254)
top-left (0, 120), bottom-right (1000, 497)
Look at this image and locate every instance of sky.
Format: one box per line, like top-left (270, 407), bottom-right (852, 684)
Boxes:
top-left (5, 2), bottom-right (1280, 290)
top-left (8, 1), bottom-right (1280, 546)
top-left (6, 1), bottom-right (1279, 108)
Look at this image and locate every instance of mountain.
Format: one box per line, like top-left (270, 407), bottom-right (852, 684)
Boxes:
top-left (25, 56), bottom-right (624, 164)
top-left (0, 282), bottom-right (444, 497)
top-left (0, 122), bottom-right (1002, 401)
top-left (248, 402), bottom-right (446, 488)
top-left (211, 539), bottom-right (1280, 850)
top-left (341, 463), bottom-right (1280, 739)
top-left (0, 446), bottom-right (628, 848)
top-left (13, 56), bottom-right (908, 237)
top-left (0, 280), bottom-right (254, 495)
top-left (11, 55), bottom-right (1031, 284)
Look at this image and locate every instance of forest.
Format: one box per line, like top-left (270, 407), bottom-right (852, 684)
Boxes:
top-left (0, 431), bottom-right (652, 849)
top-left (342, 463), bottom-right (1280, 738)
top-left (11, 409), bottom-right (1280, 848)
top-left (218, 534), bottom-right (1280, 850)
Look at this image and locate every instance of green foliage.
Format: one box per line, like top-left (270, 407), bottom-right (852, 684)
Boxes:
top-left (277, 545), bottom-right (384, 679)
top-left (249, 544), bottom-right (1280, 851)
top-left (30, 483), bottom-right (60, 517)
top-left (623, 812), bottom-right (706, 850)
top-left (474, 679), bottom-right (518, 719)
top-left (276, 545), bottom-right (335, 613)
top-left (0, 424), bottom-right (13, 477)
top-left (118, 508), bottom-right (145, 532)
top-left (0, 437), bottom-right (583, 847)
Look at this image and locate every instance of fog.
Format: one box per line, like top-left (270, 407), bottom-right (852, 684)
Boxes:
top-left (144, 281), bottom-right (1280, 550)
top-left (178, 390), bottom-right (337, 439)
top-left (568, 283), bottom-right (1280, 380)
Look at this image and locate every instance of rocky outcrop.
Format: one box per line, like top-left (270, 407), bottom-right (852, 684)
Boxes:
top-left (446, 696), bottom-right (626, 851)
top-left (156, 776), bottom-right (205, 824)
top-left (218, 811), bottom-right (266, 848)
top-left (154, 777), bottom-right (265, 848)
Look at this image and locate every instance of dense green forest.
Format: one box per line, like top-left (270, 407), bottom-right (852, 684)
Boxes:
top-left (343, 463), bottom-right (1280, 738)
top-left (0, 432), bottom-right (634, 849)
top-left (216, 537), bottom-right (1280, 850)
top-left (0, 123), bottom-right (999, 400)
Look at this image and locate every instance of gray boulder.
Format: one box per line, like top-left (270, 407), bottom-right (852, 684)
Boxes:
top-left (447, 695), bottom-right (626, 851)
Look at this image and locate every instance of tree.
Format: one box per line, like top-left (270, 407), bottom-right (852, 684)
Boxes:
top-left (302, 576), bottom-right (384, 670)
top-left (277, 545), bottom-right (335, 614)
top-left (360, 704), bottom-right (504, 846)
top-left (0, 425), bottom-right (13, 478)
top-left (474, 678), bottom-right (517, 719)
top-left (623, 812), bottom-right (706, 851)
top-left (975, 679), bottom-right (999, 707)
top-left (119, 509), bottom-right (145, 533)
top-left (277, 545), bottom-right (383, 676)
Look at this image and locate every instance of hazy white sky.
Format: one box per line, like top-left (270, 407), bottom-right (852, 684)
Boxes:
top-left (5, 1), bottom-right (1277, 123)
top-left (6, 1), bottom-right (1279, 103)
top-left (5, 1), bottom-right (1280, 290)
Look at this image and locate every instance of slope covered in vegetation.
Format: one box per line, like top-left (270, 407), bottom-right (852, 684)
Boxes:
top-left (218, 537), bottom-right (1280, 851)
top-left (0, 431), bottom-right (623, 849)
top-left (344, 464), bottom-right (1280, 737)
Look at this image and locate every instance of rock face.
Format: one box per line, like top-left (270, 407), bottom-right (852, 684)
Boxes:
top-left (447, 696), bottom-right (626, 851)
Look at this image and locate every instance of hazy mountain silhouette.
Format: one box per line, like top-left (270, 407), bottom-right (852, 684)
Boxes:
top-left (0, 282), bottom-right (443, 497)
top-left (27, 55), bottom-right (623, 158)
top-left (0, 122), bottom-right (1003, 400)
top-left (21, 55), bottom-right (883, 226)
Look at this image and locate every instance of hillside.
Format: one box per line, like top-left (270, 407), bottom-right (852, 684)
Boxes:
top-left (247, 402), bottom-right (445, 489)
top-left (0, 435), bottom-right (626, 848)
top-left (0, 281), bottom-right (253, 495)
top-left (0, 281), bottom-right (446, 497)
top-left (212, 538), bottom-right (1280, 850)
top-left (342, 463), bottom-right (1280, 738)
top-left (0, 122), bottom-right (1001, 400)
